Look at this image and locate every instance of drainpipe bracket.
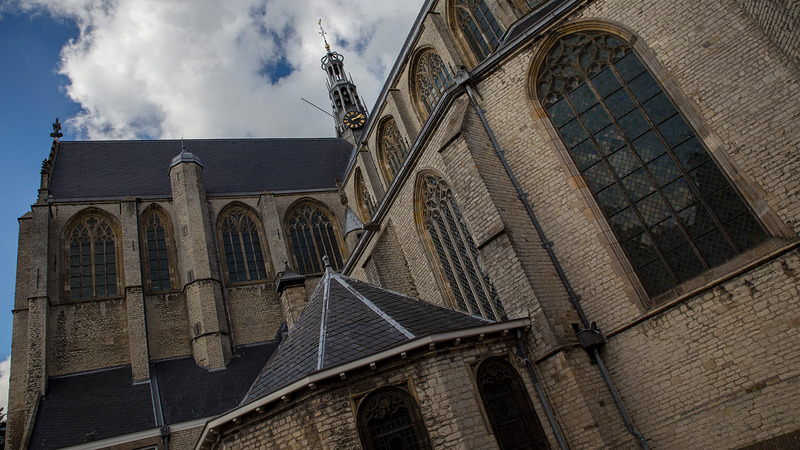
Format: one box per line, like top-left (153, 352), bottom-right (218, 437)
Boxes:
top-left (573, 321), bottom-right (606, 351)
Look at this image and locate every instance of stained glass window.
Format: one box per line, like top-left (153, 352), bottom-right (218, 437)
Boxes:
top-left (537, 31), bottom-right (767, 297)
top-left (419, 173), bottom-right (506, 320)
top-left (455, 0), bottom-right (504, 61)
top-left (357, 387), bottom-right (432, 450)
top-left (379, 117), bottom-right (410, 182)
top-left (477, 358), bottom-right (550, 449)
top-left (219, 208), bottom-right (269, 283)
top-left (416, 50), bottom-right (454, 115)
top-left (68, 214), bottom-right (118, 299)
top-left (143, 209), bottom-right (172, 291)
top-left (355, 168), bottom-right (377, 221)
top-left (287, 202), bottom-right (343, 274)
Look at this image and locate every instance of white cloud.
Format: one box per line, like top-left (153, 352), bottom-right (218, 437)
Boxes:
top-left (0, 355), bottom-right (9, 415)
top-left (4, 0), bottom-right (423, 139)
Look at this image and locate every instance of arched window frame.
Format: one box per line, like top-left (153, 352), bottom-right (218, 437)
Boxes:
top-left (354, 168), bottom-right (377, 223)
top-left (140, 205), bottom-right (178, 292)
top-left (216, 203), bottom-right (272, 284)
top-left (411, 48), bottom-right (455, 120)
top-left (356, 385), bottom-right (432, 450)
top-left (285, 199), bottom-right (345, 275)
top-left (414, 171), bottom-right (507, 320)
top-left (450, 0), bottom-right (505, 63)
top-left (65, 209), bottom-right (122, 300)
top-left (530, 24), bottom-right (774, 302)
top-left (377, 116), bottom-right (411, 184)
top-left (474, 356), bottom-right (550, 449)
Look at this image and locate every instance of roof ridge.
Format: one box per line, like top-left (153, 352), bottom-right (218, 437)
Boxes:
top-left (330, 273), bottom-right (415, 339)
top-left (317, 271), bottom-right (333, 371)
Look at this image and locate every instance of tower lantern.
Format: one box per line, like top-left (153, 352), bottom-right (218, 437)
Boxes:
top-left (319, 20), bottom-right (368, 140)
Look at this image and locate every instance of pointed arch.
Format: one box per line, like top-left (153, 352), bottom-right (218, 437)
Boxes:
top-left (285, 199), bottom-right (345, 274)
top-left (217, 203), bottom-right (272, 283)
top-left (411, 48), bottom-right (455, 119)
top-left (377, 115), bottom-right (411, 184)
top-left (65, 209), bottom-right (122, 300)
top-left (140, 204), bottom-right (178, 292)
top-left (414, 171), bottom-right (506, 320)
top-left (531, 26), bottom-right (769, 298)
top-left (475, 357), bottom-right (550, 449)
top-left (449, 0), bottom-right (504, 63)
top-left (356, 386), bottom-right (432, 450)
top-left (354, 168), bottom-right (377, 222)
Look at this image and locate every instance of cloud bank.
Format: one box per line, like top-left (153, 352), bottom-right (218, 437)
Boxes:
top-left (4, 0), bottom-right (423, 139)
top-left (1, 355), bottom-right (9, 414)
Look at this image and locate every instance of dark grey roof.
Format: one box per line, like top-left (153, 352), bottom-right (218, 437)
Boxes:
top-left (29, 365), bottom-right (155, 449)
top-left (48, 138), bottom-right (354, 199)
top-left (241, 268), bottom-right (492, 404)
top-left (28, 342), bottom-right (279, 448)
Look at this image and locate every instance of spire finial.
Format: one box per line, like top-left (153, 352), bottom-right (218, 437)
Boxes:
top-left (50, 118), bottom-right (63, 140)
top-left (180, 136), bottom-right (186, 154)
top-left (318, 19), bottom-right (330, 52)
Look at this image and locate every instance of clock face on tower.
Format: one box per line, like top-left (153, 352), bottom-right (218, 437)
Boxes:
top-left (342, 111), bottom-right (366, 129)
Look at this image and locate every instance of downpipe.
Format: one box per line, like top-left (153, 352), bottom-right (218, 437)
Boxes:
top-left (462, 79), bottom-right (649, 449)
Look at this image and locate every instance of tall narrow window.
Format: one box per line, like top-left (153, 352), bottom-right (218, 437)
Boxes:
top-left (357, 386), bottom-right (432, 450)
top-left (379, 117), bottom-right (410, 183)
top-left (477, 358), bottom-right (550, 449)
top-left (68, 214), bottom-right (118, 299)
top-left (355, 168), bottom-right (377, 222)
top-left (415, 50), bottom-right (454, 115)
top-left (286, 201), bottom-right (344, 274)
top-left (218, 206), bottom-right (269, 283)
top-left (454, 0), bottom-right (504, 61)
top-left (142, 208), bottom-right (173, 291)
top-left (537, 31), bottom-right (768, 297)
top-left (418, 173), bottom-right (506, 320)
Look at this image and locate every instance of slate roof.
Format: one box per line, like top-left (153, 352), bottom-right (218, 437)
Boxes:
top-left (241, 267), bottom-right (492, 404)
top-left (48, 138), bottom-right (354, 200)
top-left (28, 341), bottom-right (278, 449)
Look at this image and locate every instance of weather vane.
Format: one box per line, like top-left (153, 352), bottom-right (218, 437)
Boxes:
top-left (318, 19), bottom-right (330, 52)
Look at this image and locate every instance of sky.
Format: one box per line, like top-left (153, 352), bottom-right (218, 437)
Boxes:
top-left (0, 0), bottom-right (424, 413)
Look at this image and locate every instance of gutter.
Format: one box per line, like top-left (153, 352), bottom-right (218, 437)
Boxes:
top-left (194, 318), bottom-right (530, 449)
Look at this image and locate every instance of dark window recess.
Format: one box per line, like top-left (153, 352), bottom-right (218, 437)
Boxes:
top-left (68, 215), bottom-right (117, 299)
top-left (538, 31), bottom-right (767, 297)
top-left (357, 387), bottom-right (432, 450)
top-left (287, 203), bottom-right (343, 275)
top-left (220, 209), bottom-right (268, 282)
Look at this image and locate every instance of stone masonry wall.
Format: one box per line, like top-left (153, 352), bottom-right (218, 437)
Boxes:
top-left (735, 0), bottom-right (800, 68)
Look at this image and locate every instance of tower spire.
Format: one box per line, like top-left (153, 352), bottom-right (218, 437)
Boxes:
top-left (319, 19), bottom-right (368, 142)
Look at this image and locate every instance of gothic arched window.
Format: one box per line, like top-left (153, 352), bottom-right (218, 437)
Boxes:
top-left (415, 50), bottom-right (454, 115)
top-left (218, 206), bottom-right (270, 283)
top-left (476, 358), bottom-right (550, 449)
top-left (355, 168), bottom-right (377, 222)
top-left (378, 117), bottom-right (410, 183)
top-left (67, 212), bottom-right (119, 299)
top-left (286, 201), bottom-right (344, 274)
top-left (536, 31), bottom-right (768, 297)
top-left (454, 0), bottom-right (504, 61)
top-left (357, 386), bottom-right (432, 450)
top-left (417, 173), bottom-right (506, 320)
top-left (141, 207), bottom-right (175, 292)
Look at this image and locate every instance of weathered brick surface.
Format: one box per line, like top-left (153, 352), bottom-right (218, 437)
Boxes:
top-left (735, 0), bottom-right (800, 68)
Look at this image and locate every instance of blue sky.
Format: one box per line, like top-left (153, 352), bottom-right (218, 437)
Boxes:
top-left (0, 0), bottom-right (422, 409)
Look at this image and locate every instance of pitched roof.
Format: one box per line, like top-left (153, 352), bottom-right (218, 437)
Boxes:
top-left (241, 267), bottom-right (492, 404)
top-left (48, 138), bottom-right (354, 200)
top-left (28, 341), bottom-right (279, 449)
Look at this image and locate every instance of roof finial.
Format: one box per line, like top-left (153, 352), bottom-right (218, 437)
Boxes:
top-left (318, 19), bottom-right (330, 52)
top-left (180, 136), bottom-right (186, 154)
top-left (50, 118), bottom-right (63, 140)
top-left (322, 255), bottom-right (330, 269)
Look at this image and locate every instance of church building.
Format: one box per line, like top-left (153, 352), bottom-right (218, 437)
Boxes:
top-left (7, 0), bottom-right (800, 448)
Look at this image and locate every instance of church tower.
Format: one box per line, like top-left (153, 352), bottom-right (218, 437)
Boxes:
top-left (319, 21), bottom-right (368, 143)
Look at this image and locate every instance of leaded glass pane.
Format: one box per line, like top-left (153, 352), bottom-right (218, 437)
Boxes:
top-left (538, 30), bottom-right (768, 297)
top-left (420, 174), bottom-right (505, 320)
top-left (67, 216), bottom-right (117, 299)
top-left (144, 211), bottom-right (171, 291)
top-left (287, 203), bottom-right (343, 274)
top-left (381, 118), bottom-right (410, 182)
top-left (455, 0), bottom-right (503, 61)
top-left (221, 209), bottom-right (268, 282)
top-left (416, 51), bottom-right (454, 114)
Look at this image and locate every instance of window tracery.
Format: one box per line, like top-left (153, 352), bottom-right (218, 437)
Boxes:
top-left (418, 173), bottom-right (506, 320)
top-left (142, 207), bottom-right (174, 291)
top-left (415, 50), bottom-right (454, 115)
top-left (536, 30), bottom-right (768, 297)
top-left (218, 206), bottom-right (270, 283)
top-left (454, 0), bottom-right (504, 61)
top-left (355, 168), bottom-right (377, 222)
top-left (379, 117), bottom-right (410, 183)
top-left (286, 201), bottom-right (344, 274)
top-left (67, 213), bottom-right (119, 299)
top-left (476, 358), bottom-right (549, 449)
top-left (357, 386), bottom-right (432, 450)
